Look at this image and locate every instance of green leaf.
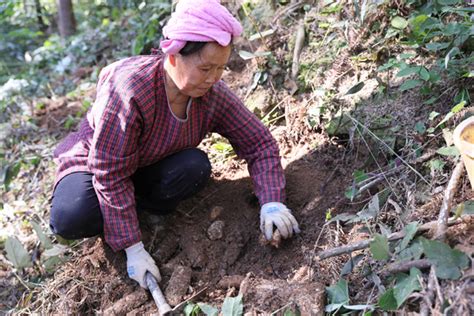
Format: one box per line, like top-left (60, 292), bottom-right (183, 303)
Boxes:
top-left (326, 114), bottom-right (352, 136)
top-left (43, 255), bottom-right (65, 273)
top-left (5, 236), bottom-right (32, 269)
top-left (326, 279), bottom-right (350, 305)
top-left (221, 294), bottom-right (243, 316)
top-left (396, 222), bottom-right (418, 253)
top-left (132, 33), bottom-right (145, 55)
top-left (378, 59), bottom-right (398, 71)
top-left (31, 221), bottom-right (53, 250)
top-left (429, 159), bottom-right (446, 171)
top-left (394, 268), bottom-right (421, 307)
top-left (438, 0), bottom-right (460, 6)
top-left (345, 82), bottom-right (365, 95)
top-left (391, 16), bottom-right (408, 29)
top-left (370, 234), bottom-right (389, 260)
top-left (451, 100), bottom-right (467, 114)
top-left (197, 303), bottom-right (219, 316)
top-left (399, 53), bottom-right (416, 59)
top-left (396, 67), bottom-right (421, 77)
top-left (353, 170), bottom-right (368, 183)
top-left (421, 238), bottom-right (470, 279)
top-left (428, 71), bottom-right (441, 83)
top-left (424, 96), bottom-right (437, 105)
top-left (459, 201), bottom-right (474, 214)
top-left (1, 161), bottom-right (22, 191)
top-left (419, 67), bottom-right (430, 81)
top-left (454, 88), bottom-right (470, 104)
top-left (436, 146), bottom-right (460, 157)
top-left (398, 238), bottom-right (424, 261)
top-left (340, 254), bottom-right (364, 277)
top-left (435, 101), bottom-right (467, 129)
top-left (344, 186), bottom-right (358, 201)
top-left (399, 79), bottom-right (423, 91)
top-left (378, 288), bottom-right (397, 311)
top-left (283, 308), bottom-right (298, 316)
top-left (415, 121), bottom-right (426, 134)
top-left (425, 42), bottom-right (450, 51)
top-left (183, 304), bottom-right (194, 316)
top-left (184, 303), bottom-right (200, 316)
top-left (350, 194), bottom-right (380, 223)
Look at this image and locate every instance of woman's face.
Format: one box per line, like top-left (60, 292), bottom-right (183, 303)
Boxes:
top-left (169, 42), bottom-right (232, 98)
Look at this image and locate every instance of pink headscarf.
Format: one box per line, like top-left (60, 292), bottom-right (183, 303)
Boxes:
top-left (160, 0), bottom-right (243, 54)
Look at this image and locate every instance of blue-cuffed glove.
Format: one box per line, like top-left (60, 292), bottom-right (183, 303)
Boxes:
top-left (260, 202), bottom-right (301, 240)
top-left (125, 241), bottom-right (161, 288)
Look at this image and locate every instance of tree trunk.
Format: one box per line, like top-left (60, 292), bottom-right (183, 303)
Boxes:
top-left (34, 0), bottom-right (47, 32)
top-left (57, 0), bottom-right (76, 37)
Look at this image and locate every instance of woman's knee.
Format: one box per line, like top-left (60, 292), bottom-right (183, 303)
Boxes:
top-left (50, 173), bottom-right (103, 239)
top-left (182, 148), bottom-right (212, 178)
top-left (50, 197), bottom-right (103, 239)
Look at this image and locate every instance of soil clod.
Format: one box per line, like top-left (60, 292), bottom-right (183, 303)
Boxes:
top-left (217, 275), bottom-right (245, 289)
top-left (103, 289), bottom-right (148, 315)
top-left (165, 265), bottom-right (192, 306)
top-left (209, 206), bottom-right (223, 221)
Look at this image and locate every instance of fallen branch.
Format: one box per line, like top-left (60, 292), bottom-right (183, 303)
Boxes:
top-left (433, 159), bottom-right (464, 242)
top-left (381, 259), bottom-right (431, 278)
top-left (291, 20), bottom-right (305, 80)
top-left (420, 267), bottom-right (437, 316)
top-left (317, 215), bottom-right (472, 260)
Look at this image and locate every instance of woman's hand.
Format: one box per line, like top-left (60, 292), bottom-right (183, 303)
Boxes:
top-left (260, 202), bottom-right (301, 240)
top-left (125, 241), bottom-right (161, 288)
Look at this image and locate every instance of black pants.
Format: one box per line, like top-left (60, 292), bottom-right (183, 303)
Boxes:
top-left (50, 148), bottom-right (211, 239)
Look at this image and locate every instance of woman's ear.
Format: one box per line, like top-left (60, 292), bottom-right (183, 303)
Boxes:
top-left (168, 54), bottom-right (177, 67)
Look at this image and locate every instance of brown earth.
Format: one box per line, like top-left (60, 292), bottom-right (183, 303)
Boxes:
top-left (42, 133), bottom-right (361, 314)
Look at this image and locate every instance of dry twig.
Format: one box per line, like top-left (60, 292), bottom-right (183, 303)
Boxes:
top-left (291, 20), bottom-right (305, 80)
top-left (317, 215), bottom-right (472, 260)
top-left (434, 159), bottom-right (464, 242)
top-left (381, 259), bottom-right (431, 278)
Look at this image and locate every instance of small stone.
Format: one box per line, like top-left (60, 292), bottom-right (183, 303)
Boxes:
top-left (207, 220), bottom-right (225, 240)
top-left (209, 206), bottom-right (223, 221)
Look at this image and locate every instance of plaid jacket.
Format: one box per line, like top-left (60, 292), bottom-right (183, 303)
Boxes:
top-left (53, 55), bottom-right (285, 251)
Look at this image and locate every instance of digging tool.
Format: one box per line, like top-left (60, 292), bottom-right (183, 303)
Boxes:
top-left (145, 272), bottom-right (172, 315)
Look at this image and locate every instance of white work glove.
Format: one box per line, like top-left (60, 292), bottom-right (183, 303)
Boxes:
top-left (125, 241), bottom-right (161, 288)
top-left (260, 202), bottom-right (301, 240)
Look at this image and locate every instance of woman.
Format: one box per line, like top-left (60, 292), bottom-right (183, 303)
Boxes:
top-left (50, 0), bottom-right (300, 289)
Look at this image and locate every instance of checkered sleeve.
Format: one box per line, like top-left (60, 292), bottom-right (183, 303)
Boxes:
top-left (211, 82), bottom-right (285, 205)
top-left (87, 68), bottom-right (142, 252)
